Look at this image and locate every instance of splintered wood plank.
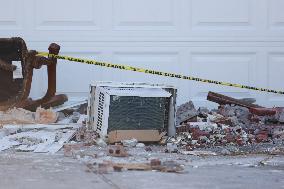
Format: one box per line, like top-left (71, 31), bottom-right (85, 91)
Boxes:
top-left (112, 163), bottom-right (151, 171)
top-left (46, 130), bottom-right (76, 154)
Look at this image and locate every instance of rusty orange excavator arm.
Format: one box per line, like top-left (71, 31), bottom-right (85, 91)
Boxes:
top-left (0, 37), bottom-right (67, 111)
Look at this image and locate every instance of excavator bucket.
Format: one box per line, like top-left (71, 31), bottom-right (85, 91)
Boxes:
top-left (0, 37), bottom-right (67, 111)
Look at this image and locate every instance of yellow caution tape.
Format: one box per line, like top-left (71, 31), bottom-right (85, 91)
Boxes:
top-left (36, 51), bottom-right (284, 95)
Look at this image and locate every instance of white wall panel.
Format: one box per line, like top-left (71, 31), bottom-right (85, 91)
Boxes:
top-left (188, 51), bottom-right (258, 106)
top-left (35, 0), bottom-right (101, 30)
top-left (190, 52), bottom-right (255, 93)
top-left (191, 0), bottom-right (252, 28)
top-left (111, 50), bottom-right (183, 103)
top-left (0, 0), bottom-right (23, 30)
top-left (267, 53), bottom-right (284, 104)
top-left (56, 52), bottom-right (103, 94)
top-left (1, 0), bottom-right (284, 108)
top-left (268, 0), bottom-right (284, 30)
top-left (113, 0), bottom-right (176, 30)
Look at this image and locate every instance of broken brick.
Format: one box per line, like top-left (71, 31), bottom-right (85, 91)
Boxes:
top-left (150, 159), bottom-right (161, 167)
top-left (256, 133), bottom-right (268, 143)
top-left (190, 128), bottom-right (210, 140)
top-left (107, 145), bottom-right (128, 157)
top-left (63, 143), bottom-right (85, 157)
top-left (236, 137), bottom-right (244, 146)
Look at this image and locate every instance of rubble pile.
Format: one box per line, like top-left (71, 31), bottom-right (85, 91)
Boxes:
top-left (0, 128), bottom-right (76, 153)
top-left (75, 126), bottom-right (98, 144)
top-left (176, 101), bottom-right (198, 123)
top-left (0, 91), bottom-right (283, 175)
top-left (171, 92), bottom-right (284, 151)
top-left (62, 140), bottom-right (185, 174)
top-left (0, 104), bottom-right (84, 153)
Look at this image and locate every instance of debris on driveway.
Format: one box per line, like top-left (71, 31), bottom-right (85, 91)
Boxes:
top-left (0, 128), bottom-right (76, 153)
top-left (179, 150), bottom-right (217, 156)
top-left (169, 91), bottom-right (284, 154)
top-left (85, 159), bottom-right (184, 174)
top-left (176, 101), bottom-right (198, 124)
top-left (0, 89), bottom-right (283, 176)
top-left (0, 104), bottom-right (82, 153)
top-left (107, 145), bottom-right (128, 157)
top-left (207, 91), bottom-right (262, 109)
top-left (121, 138), bottom-right (138, 147)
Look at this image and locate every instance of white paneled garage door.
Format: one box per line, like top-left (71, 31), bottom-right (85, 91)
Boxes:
top-left (1, 0), bottom-right (284, 107)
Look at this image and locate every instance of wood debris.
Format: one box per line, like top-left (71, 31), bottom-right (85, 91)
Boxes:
top-left (86, 160), bottom-right (184, 174)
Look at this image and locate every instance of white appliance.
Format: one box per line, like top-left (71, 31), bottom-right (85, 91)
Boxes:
top-left (87, 82), bottom-right (177, 138)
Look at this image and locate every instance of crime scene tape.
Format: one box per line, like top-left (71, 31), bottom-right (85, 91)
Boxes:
top-left (36, 51), bottom-right (284, 95)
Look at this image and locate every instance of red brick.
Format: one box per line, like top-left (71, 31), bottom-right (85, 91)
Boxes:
top-left (225, 134), bottom-right (235, 143)
top-left (256, 134), bottom-right (268, 143)
top-left (190, 128), bottom-right (210, 140)
top-left (150, 159), bottom-right (161, 167)
top-left (236, 138), bottom-right (244, 146)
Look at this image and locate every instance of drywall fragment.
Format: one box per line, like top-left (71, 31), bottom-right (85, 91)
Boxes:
top-left (16, 145), bottom-right (38, 152)
top-left (47, 130), bottom-right (76, 154)
top-left (77, 114), bottom-right (88, 124)
top-left (0, 130), bottom-right (55, 152)
top-left (0, 123), bottom-right (76, 153)
top-left (136, 143), bottom-right (145, 148)
top-left (52, 100), bottom-right (87, 112)
top-left (95, 138), bottom-right (107, 147)
top-left (166, 143), bottom-right (178, 153)
top-left (34, 141), bottom-right (55, 153)
top-left (122, 138), bottom-right (138, 147)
